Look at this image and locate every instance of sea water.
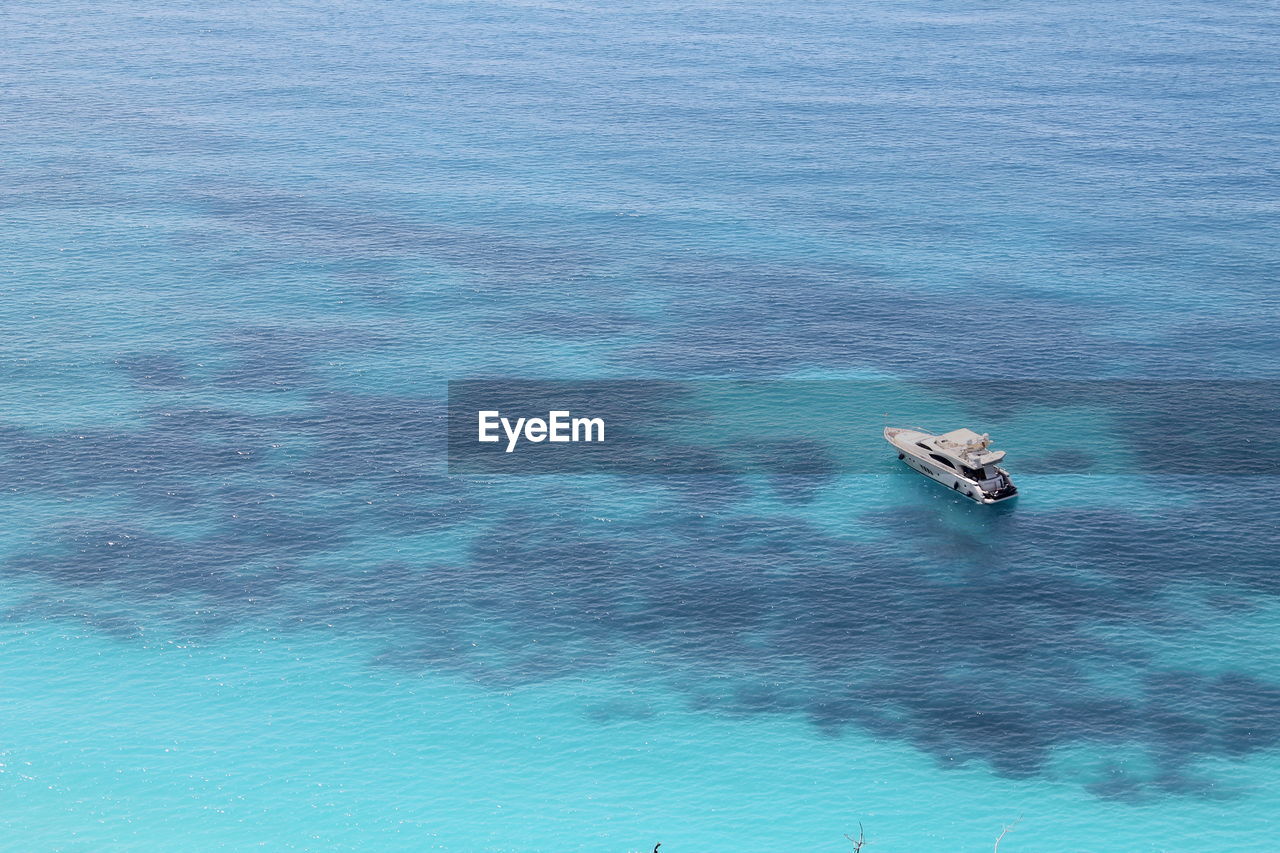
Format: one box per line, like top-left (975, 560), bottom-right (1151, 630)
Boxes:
top-left (2, 0), bottom-right (1278, 849)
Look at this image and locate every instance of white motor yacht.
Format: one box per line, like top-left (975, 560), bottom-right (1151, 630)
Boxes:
top-left (884, 426), bottom-right (1018, 504)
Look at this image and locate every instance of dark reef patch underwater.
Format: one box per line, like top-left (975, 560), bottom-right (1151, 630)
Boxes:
top-left (4, 343), bottom-right (1279, 804)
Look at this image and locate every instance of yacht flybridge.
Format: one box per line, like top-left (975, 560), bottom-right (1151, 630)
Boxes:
top-left (884, 426), bottom-right (1018, 504)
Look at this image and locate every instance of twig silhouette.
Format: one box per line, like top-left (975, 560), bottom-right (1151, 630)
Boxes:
top-left (994, 815), bottom-right (1022, 852)
top-left (844, 822), bottom-right (866, 851)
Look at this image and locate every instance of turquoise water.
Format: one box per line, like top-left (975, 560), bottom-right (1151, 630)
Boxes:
top-left (3, 0), bottom-right (1279, 849)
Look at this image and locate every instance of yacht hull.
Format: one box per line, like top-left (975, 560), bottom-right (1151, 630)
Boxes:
top-left (884, 427), bottom-right (1018, 504)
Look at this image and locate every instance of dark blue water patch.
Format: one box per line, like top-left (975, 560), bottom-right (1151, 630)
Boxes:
top-left (611, 260), bottom-right (1118, 378)
top-left (413, 495), bottom-right (1278, 795)
top-left (214, 348), bottom-right (316, 393)
top-left (6, 521), bottom-right (325, 643)
top-left (144, 405), bottom-right (290, 443)
top-left (188, 185), bottom-right (608, 284)
top-left (0, 420), bottom-right (265, 494)
top-left (210, 488), bottom-right (354, 560)
top-left (1086, 764), bottom-right (1157, 804)
top-left (749, 439), bottom-right (836, 503)
top-left (9, 482), bottom-right (1279, 798)
top-left (5, 354), bottom-right (456, 516)
top-left (1204, 592), bottom-right (1260, 614)
top-left (995, 497), bottom-right (1280, 599)
top-left (717, 681), bottom-right (807, 718)
top-left (5, 518), bottom-right (318, 598)
top-left (115, 351), bottom-right (193, 389)
top-left (1141, 671), bottom-right (1280, 764)
top-left (6, 348), bottom-right (1279, 798)
top-left (916, 695), bottom-right (1053, 780)
top-left (1216, 673), bottom-right (1280, 757)
top-left (8, 418), bottom-right (1277, 800)
top-left (1083, 671), bottom-right (1280, 803)
top-left (211, 325), bottom-right (398, 392)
